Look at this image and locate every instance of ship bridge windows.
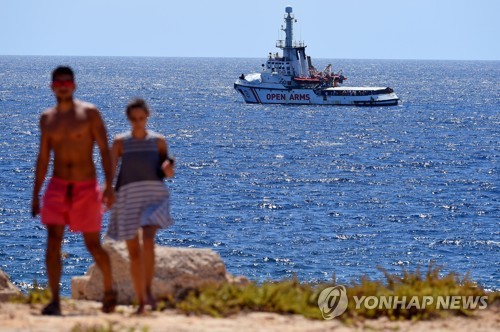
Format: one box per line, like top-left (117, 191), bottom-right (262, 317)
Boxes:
top-left (267, 60), bottom-right (291, 73)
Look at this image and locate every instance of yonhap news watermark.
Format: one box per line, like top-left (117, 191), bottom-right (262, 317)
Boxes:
top-left (317, 285), bottom-right (489, 320)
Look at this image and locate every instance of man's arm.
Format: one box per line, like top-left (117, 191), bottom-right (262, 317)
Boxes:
top-left (110, 137), bottom-right (122, 181)
top-left (89, 107), bottom-right (115, 208)
top-left (32, 114), bottom-right (51, 217)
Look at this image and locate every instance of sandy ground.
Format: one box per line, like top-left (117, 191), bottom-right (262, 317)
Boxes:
top-left (0, 300), bottom-right (498, 332)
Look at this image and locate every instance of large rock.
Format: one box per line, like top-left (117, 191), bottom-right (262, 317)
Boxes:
top-left (0, 269), bottom-right (21, 302)
top-left (71, 241), bottom-right (236, 304)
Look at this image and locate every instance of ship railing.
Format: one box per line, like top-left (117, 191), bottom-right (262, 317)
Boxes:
top-left (324, 88), bottom-right (395, 96)
top-left (276, 40), bottom-right (306, 48)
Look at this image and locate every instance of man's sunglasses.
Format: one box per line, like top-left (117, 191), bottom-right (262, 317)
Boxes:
top-left (52, 80), bottom-right (75, 87)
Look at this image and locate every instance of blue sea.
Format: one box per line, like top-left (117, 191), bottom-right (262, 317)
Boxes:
top-left (0, 56), bottom-right (498, 296)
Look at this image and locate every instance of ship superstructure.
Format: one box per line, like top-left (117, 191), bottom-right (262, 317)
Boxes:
top-left (234, 6), bottom-right (399, 106)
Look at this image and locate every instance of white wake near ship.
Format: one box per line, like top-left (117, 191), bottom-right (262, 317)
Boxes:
top-left (234, 6), bottom-right (399, 106)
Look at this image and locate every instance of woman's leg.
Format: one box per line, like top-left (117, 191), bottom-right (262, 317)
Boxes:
top-left (142, 225), bottom-right (158, 309)
top-left (126, 235), bottom-right (146, 313)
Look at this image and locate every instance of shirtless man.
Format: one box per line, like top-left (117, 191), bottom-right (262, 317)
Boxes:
top-left (32, 66), bottom-right (116, 315)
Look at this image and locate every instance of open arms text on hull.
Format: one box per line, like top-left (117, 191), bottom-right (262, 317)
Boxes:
top-left (234, 6), bottom-right (399, 106)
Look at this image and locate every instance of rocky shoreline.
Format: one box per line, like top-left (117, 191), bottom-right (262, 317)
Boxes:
top-left (1, 242), bottom-right (498, 331)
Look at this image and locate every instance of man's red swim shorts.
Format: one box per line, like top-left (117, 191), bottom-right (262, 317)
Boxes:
top-left (41, 177), bottom-right (102, 233)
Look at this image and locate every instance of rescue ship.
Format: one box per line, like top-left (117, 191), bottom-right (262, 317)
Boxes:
top-left (234, 6), bottom-right (399, 106)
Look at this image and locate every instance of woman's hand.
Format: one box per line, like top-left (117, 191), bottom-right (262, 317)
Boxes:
top-left (162, 158), bottom-right (175, 178)
top-left (102, 184), bottom-right (116, 210)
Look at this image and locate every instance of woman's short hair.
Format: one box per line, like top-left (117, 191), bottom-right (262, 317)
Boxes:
top-left (126, 98), bottom-right (150, 117)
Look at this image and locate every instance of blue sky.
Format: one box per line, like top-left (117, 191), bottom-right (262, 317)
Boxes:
top-left (1, 0), bottom-right (499, 60)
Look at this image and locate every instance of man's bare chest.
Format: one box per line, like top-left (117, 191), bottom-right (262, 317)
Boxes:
top-left (46, 113), bottom-right (92, 142)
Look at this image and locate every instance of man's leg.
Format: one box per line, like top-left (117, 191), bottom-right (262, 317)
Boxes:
top-left (42, 225), bottom-right (65, 315)
top-left (83, 232), bottom-right (116, 312)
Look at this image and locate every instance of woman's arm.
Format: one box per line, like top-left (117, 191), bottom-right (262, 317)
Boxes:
top-left (157, 137), bottom-right (174, 178)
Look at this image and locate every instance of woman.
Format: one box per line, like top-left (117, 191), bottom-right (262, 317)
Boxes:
top-left (107, 98), bottom-right (174, 313)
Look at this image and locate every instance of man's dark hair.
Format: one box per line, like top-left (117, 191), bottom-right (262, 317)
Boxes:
top-left (52, 66), bottom-right (74, 82)
top-left (126, 98), bottom-right (150, 117)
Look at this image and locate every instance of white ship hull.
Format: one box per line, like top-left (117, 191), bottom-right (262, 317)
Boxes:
top-left (234, 79), bottom-right (399, 106)
top-left (234, 7), bottom-right (400, 107)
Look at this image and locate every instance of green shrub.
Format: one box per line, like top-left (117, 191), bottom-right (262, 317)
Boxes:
top-left (176, 276), bottom-right (323, 319)
top-left (10, 280), bottom-right (51, 305)
top-left (173, 264), bottom-right (497, 321)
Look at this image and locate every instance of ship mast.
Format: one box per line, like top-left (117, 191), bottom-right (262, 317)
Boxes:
top-left (284, 6), bottom-right (294, 51)
top-left (277, 6), bottom-right (309, 78)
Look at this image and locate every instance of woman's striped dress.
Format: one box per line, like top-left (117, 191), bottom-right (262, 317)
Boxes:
top-left (107, 131), bottom-right (173, 240)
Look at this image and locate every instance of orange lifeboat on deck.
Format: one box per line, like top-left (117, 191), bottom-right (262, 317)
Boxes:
top-left (292, 77), bottom-right (322, 84)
